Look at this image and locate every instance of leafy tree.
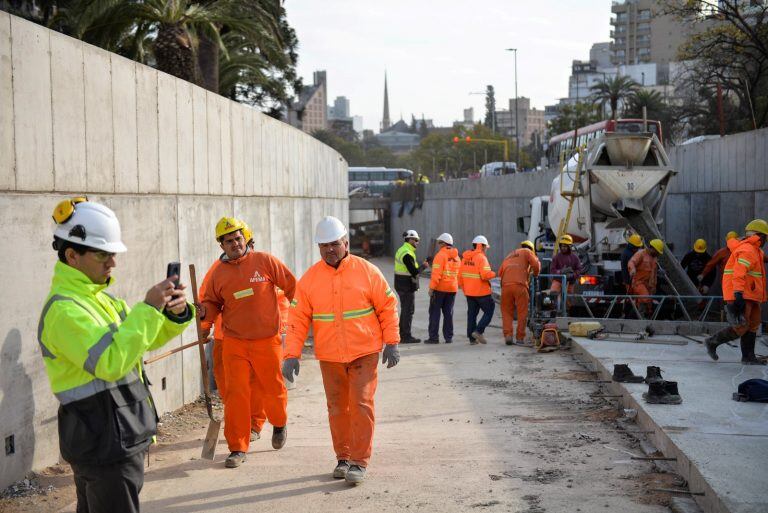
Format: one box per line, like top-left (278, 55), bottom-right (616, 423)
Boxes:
top-left (484, 85), bottom-right (496, 131)
top-left (590, 75), bottom-right (639, 119)
top-left (547, 103), bottom-right (602, 135)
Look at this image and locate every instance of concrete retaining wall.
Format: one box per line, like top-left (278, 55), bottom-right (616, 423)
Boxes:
top-left (0, 13), bottom-right (347, 489)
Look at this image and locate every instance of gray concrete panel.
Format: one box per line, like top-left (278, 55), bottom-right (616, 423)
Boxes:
top-left (293, 199), bottom-right (312, 276)
top-left (234, 196), bottom-right (270, 252)
top-left (192, 86), bottom-right (208, 194)
top-left (721, 191), bottom-right (752, 238)
top-left (111, 55), bottom-right (138, 194)
top-left (206, 92), bottom-right (222, 196)
top-left (745, 130), bottom-right (757, 192)
top-left (50, 32), bottom-right (87, 193)
top-left (246, 108), bottom-right (259, 197)
top-left (176, 81), bottom-right (194, 195)
top-left (230, 104), bottom-right (244, 194)
top-left (662, 194), bottom-right (690, 254)
top-left (755, 191), bottom-right (768, 222)
top-left (269, 198), bottom-right (295, 270)
top-left (157, 72), bottom-right (178, 194)
top-left (689, 194), bottom-right (720, 257)
top-left (83, 45), bottom-right (114, 192)
top-left (0, 12), bottom-right (14, 190)
top-left (11, 16), bottom-right (53, 191)
top-left (135, 65), bottom-right (159, 193)
top-left (220, 98), bottom-right (232, 196)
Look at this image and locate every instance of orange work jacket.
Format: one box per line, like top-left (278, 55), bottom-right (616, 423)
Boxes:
top-left (285, 254), bottom-right (400, 363)
top-left (430, 247), bottom-right (460, 292)
top-left (200, 259), bottom-right (224, 339)
top-left (459, 248), bottom-right (496, 297)
top-left (201, 249), bottom-right (296, 340)
top-left (722, 235), bottom-right (767, 302)
top-left (498, 248), bottom-right (541, 287)
top-left (628, 249), bottom-right (658, 293)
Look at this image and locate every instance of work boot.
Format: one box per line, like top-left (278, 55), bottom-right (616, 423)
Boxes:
top-left (225, 451), bottom-right (247, 468)
top-left (333, 460), bottom-right (350, 479)
top-left (444, 339), bottom-right (453, 344)
top-left (469, 337), bottom-right (479, 345)
top-left (705, 327), bottom-right (740, 361)
top-left (424, 338), bottom-right (439, 344)
top-left (250, 429), bottom-right (260, 442)
top-left (515, 339), bottom-right (533, 347)
top-left (505, 337), bottom-right (514, 346)
top-left (345, 464), bottom-right (367, 485)
top-left (644, 366), bottom-right (664, 385)
top-left (612, 364), bottom-right (645, 383)
top-left (401, 337), bottom-right (421, 344)
top-left (740, 332), bottom-right (766, 365)
top-left (642, 381), bottom-right (682, 405)
top-left (472, 331), bottom-right (487, 344)
top-left (272, 426), bottom-right (287, 450)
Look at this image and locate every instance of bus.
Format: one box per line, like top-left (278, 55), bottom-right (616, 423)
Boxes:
top-left (348, 167), bottom-right (414, 197)
top-left (546, 118), bottom-right (663, 166)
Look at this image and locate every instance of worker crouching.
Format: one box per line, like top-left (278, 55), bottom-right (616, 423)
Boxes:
top-left (283, 216), bottom-right (400, 485)
top-left (706, 219), bottom-right (768, 365)
top-left (550, 235), bottom-right (582, 313)
top-left (498, 240), bottom-right (541, 346)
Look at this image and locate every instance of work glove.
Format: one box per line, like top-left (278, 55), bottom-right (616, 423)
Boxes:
top-left (382, 344), bottom-right (400, 368)
top-left (733, 292), bottom-right (746, 316)
top-left (700, 285), bottom-right (710, 295)
top-left (282, 358), bottom-right (300, 383)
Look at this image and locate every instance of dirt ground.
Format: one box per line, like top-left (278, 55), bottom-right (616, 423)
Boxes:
top-left (1, 260), bottom-right (691, 513)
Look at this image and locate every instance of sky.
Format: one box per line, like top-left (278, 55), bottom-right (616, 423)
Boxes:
top-left (285, 0), bottom-right (614, 131)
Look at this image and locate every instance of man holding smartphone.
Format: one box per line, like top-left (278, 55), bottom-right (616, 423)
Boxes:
top-left (38, 199), bottom-right (194, 513)
top-left (199, 217), bottom-right (296, 468)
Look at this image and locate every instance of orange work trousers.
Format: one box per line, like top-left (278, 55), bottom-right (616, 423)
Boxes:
top-left (222, 334), bottom-right (287, 452)
top-left (213, 338), bottom-right (266, 433)
top-left (319, 352), bottom-right (379, 468)
top-left (732, 300), bottom-right (762, 336)
top-left (501, 284), bottom-right (530, 340)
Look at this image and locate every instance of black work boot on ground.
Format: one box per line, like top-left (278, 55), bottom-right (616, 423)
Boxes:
top-left (705, 327), bottom-right (740, 361)
top-left (644, 366), bottom-right (664, 385)
top-left (444, 339), bottom-right (453, 344)
top-left (643, 381), bottom-right (682, 405)
top-left (272, 426), bottom-right (287, 450)
top-left (612, 364), bottom-right (645, 383)
top-left (333, 460), bottom-right (350, 479)
top-left (401, 337), bottom-right (421, 344)
top-left (225, 451), bottom-right (247, 468)
top-left (740, 332), bottom-right (766, 365)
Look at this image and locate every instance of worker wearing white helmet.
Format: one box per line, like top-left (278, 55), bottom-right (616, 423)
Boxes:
top-left (394, 229), bottom-right (430, 344)
top-left (427, 232), bottom-right (460, 343)
top-left (459, 235), bottom-right (496, 345)
top-left (40, 198), bottom-right (193, 513)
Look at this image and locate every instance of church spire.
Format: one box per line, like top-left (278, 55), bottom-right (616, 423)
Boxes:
top-left (381, 71), bottom-right (391, 132)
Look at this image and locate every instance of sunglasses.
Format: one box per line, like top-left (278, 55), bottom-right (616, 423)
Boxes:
top-left (88, 250), bottom-right (116, 263)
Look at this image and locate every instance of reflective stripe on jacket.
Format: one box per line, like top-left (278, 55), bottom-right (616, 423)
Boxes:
top-left (430, 246), bottom-right (460, 292)
top-left (722, 235), bottom-right (767, 302)
top-left (498, 248), bottom-right (541, 287)
top-left (459, 248), bottom-right (496, 297)
top-left (285, 255), bottom-right (400, 363)
top-left (628, 249), bottom-right (658, 293)
top-left (394, 242), bottom-right (416, 276)
top-left (38, 261), bottom-right (193, 464)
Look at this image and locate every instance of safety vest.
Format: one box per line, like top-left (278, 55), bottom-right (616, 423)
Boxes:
top-left (394, 242), bottom-right (417, 276)
top-left (722, 235), bottom-right (767, 302)
top-left (38, 261), bottom-right (193, 464)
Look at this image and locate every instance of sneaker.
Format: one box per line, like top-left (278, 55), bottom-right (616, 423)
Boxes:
top-left (505, 337), bottom-right (514, 346)
top-left (444, 339), bottom-right (453, 344)
top-left (333, 460), bottom-right (350, 479)
top-left (612, 364), bottom-right (645, 383)
top-left (272, 426), bottom-right (287, 450)
top-left (345, 464), bottom-right (367, 484)
top-left (424, 339), bottom-right (439, 344)
top-left (514, 339), bottom-right (533, 347)
top-left (644, 366), bottom-right (664, 385)
top-left (472, 331), bottom-right (487, 344)
top-left (225, 451), bottom-right (246, 468)
top-left (250, 429), bottom-right (261, 441)
top-left (401, 337), bottom-right (421, 344)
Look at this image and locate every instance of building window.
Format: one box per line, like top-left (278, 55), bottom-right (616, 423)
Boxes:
top-left (639, 9), bottom-right (651, 19)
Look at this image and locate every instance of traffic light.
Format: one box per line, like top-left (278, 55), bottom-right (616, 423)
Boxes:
top-left (452, 136), bottom-right (459, 143)
top-left (465, 136), bottom-right (472, 142)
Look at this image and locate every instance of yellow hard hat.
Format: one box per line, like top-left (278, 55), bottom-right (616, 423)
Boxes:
top-left (559, 234), bottom-right (573, 245)
top-left (215, 216), bottom-right (246, 241)
top-left (521, 240), bottom-right (535, 251)
top-left (726, 231), bottom-right (739, 241)
top-left (649, 239), bottom-right (664, 254)
top-left (745, 219), bottom-right (768, 236)
top-left (242, 223), bottom-right (253, 244)
top-left (693, 239), bottom-right (706, 253)
top-left (627, 233), bottom-right (643, 248)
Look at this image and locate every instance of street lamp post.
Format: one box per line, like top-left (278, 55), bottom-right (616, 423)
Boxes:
top-left (506, 48), bottom-right (520, 169)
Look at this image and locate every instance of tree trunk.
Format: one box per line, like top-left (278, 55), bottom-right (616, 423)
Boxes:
top-left (197, 34), bottom-right (219, 93)
top-left (154, 23), bottom-right (196, 83)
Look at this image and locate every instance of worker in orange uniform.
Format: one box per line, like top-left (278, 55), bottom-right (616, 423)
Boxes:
top-left (198, 217), bottom-right (296, 468)
top-left (200, 223), bottom-right (267, 440)
top-left (427, 232), bottom-right (460, 344)
top-left (498, 240), bottom-right (541, 346)
top-left (706, 219), bottom-right (768, 365)
top-left (459, 235), bottom-right (496, 345)
top-left (283, 216), bottom-right (399, 485)
top-left (698, 231), bottom-right (739, 293)
top-left (628, 239), bottom-right (664, 317)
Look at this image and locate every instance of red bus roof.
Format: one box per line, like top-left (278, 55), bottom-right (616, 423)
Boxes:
top-left (548, 118), bottom-right (660, 144)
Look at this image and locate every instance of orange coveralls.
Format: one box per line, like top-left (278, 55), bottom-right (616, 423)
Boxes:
top-left (628, 249), bottom-right (658, 309)
top-left (498, 248), bottom-right (541, 340)
top-left (286, 255), bottom-right (399, 468)
top-left (722, 236), bottom-right (767, 335)
top-left (201, 250), bottom-right (296, 453)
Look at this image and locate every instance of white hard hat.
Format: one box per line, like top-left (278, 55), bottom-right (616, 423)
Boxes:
top-left (404, 229), bottom-right (419, 240)
top-left (53, 201), bottom-right (127, 253)
top-left (314, 216), bottom-right (348, 244)
top-left (436, 233), bottom-right (453, 245)
top-left (472, 235), bottom-right (490, 247)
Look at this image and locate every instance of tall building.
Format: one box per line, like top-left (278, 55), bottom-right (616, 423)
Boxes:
top-left (329, 96), bottom-right (350, 119)
top-left (609, 0), bottom-right (688, 68)
top-left (381, 73), bottom-right (391, 132)
top-left (590, 42), bottom-right (612, 69)
top-left (495, 98), bottom-right (546, 146)
top-left (287, 70), bottom-right (328, 133)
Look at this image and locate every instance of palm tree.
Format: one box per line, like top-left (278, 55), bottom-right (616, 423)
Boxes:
top-left (590, 75), bottom-right (639, 119)
top-left (625, 89), bottom-right (666, 118)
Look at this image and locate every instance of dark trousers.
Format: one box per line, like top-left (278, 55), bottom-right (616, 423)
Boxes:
top-left (428, 291), bottom-right (456, 341)
top-left (467, 295), bottom-right (495, 339)
top-left (71, 451), bottom-right (145, 513)
top-left (397, 290), bottom-right (415, 339)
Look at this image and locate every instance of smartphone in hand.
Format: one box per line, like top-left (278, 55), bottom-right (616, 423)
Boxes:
top-left (166, 262), bottom-right (181, 288)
